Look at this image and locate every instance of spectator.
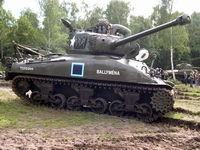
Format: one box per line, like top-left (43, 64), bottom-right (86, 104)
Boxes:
top-left (194, 70), bottom-right (199, 87)
top-left (189, 71), bottom-right (194, 88)
top-left (183, 71), bottom-right (188, 85)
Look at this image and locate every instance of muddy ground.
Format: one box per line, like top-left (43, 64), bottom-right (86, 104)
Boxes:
top-left (0, 81), bottom-right (199, 150)
top-left (0, 127), bottom-right (199, 150)
top-left (0, 117), bottom-right (199, 150)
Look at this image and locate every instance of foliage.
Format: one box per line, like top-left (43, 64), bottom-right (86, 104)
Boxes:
top-left (16, 16), bottom-right (38, 45)
top-left (186, 12), bottom-right (200, 66)
top-left (0, 6), bottom-right (15, 59)
top-left (20, 8), bottom-right (40, 28)
top-left (167, 77), bottom-right (182, 84)
top-left (105, 0), bottom-right (132, 26)
top-left (60, 1), bottom-right (79, 26)
top-left (129, 15), bottom-right (153, 48)
top-left (150, 1), bottom-right (190, 69)
top-left (38, 0), bottom-right (66, 53)
top-left (16, 9), bottom-right (46, 47)
top-left (0, 63), bottom-right (4, 71)
top-left (129, 15), bottom-right (154, 66)
top-left (0, 0), bottom-right (199, 69)
top-left (85, 4), bottom-right (106, 29)
top-left (0, 0), bottom-right (4, 7)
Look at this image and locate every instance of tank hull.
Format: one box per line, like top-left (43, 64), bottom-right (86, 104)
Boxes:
top-left (6, 54), bottom-right (169, 86)
top-left (5, 54), bottom-right (174, 122)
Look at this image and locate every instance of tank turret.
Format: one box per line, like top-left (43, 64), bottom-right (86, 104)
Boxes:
top-left (61, 14), bottom-right (191, 59)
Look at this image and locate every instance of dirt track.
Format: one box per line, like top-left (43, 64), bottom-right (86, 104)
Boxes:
top-left (0, 82), bottom-right (200, 150)
top-left (0, 112), bottom-right (199, 150)
top-left (0, 124), bottom-right (199, 150)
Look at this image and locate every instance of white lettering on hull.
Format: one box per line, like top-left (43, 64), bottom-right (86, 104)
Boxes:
top-left (20, 66), bottom-right (34, 71)
top-left (96, 69), bottom-right (120, 75)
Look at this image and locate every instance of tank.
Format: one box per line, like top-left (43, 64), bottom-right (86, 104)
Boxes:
top-left (176, 63), bottom-right (193, 81)
top-left (4, 14), bottom-right (191, 122)
top-left (166, 63), bottom-right (194, 82)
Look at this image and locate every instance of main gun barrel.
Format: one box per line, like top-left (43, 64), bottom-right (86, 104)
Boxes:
top-left (114, 14), bottom-right (191, 47)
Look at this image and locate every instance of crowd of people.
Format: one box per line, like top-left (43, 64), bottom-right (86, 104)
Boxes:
top-left (184, 70), bottom-right (199, 88)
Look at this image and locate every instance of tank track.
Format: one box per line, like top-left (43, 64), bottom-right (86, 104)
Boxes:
top-left (12, 75), bottom-right (174, 122)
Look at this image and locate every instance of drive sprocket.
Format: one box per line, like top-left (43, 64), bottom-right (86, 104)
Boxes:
top-left (150, 89), bottom-right (174, 113)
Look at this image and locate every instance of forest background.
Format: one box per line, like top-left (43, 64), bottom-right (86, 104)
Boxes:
top-left (0, 0), bottom-right (200, 69)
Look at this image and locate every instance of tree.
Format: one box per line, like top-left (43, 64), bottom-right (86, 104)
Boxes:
top-left (20, 8), bottom-right (40, 28)
top-left (73, 1), bottom-right (100, 30)
top-left (60, 1), bottom-right (79, 25)
top-left (0, 6), bottom-right (15, 58)
top-left (16, 16), bottom-right (36, 45)
top-left (0, 0), bottom-right (4, 7)
top-left (129, 15), bottom-right (153, 49)
top-left (15, 9), bottom-right (45, 47)
top-left (129, 15), bottom-right (156, 66)
top-left (150, 0), bottom-right (190, 71)
top-left (105, 0), bottom-right (132, 26)
top-left (186, 12), bottom-right (200, 66)
top-left (86, 4), bottom-right (105, 28)
top-left (38, 0), bottom-right (67, 53)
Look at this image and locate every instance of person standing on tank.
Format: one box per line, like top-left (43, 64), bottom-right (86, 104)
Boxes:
top-left (95, 18), bottom-right (131, 38)
top-left (183, 71), bottom-right (188, 85)
top-left (107, 23), bottom-right (131, 38)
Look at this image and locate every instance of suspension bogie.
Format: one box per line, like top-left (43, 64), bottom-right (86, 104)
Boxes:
top-left (12, 75), bottom-right (174, 122)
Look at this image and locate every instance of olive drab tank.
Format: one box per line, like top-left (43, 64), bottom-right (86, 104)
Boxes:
top-left (4, 14), bottom-right (191, 122)
top-left (167, 63), bottom-right (193, 82)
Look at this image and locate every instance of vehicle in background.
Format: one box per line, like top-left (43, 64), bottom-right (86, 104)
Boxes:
top-left (166, 63), bottom-right (200, 82)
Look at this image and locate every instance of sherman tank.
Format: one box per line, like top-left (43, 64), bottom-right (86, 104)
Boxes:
top-left (4, 14), bottom-right (191, 122)
top-left (167, 63), bottom-right (200, 82)
top-left (167, 63), bottom-right (193, 82)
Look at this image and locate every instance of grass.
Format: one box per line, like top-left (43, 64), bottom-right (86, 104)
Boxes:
top-left (175, 83), bottom-right (200, 99)
top-left (165, 83), bottom-right (200, 121)
top-left (182, 91), bottom-right (200, 97)
top-left (175, 84), bottom-right (200, 93)
top-left (164, 112), bottom-right (200, 122)
top-left (174, 100), bottom-right (200, 113)
top-left (164, 112), bottom-right (184, 119)
top-left (0, 100), bottom-right (107, 129)
top-left (100, 134), bottom-right (117, 141)
top-left (0, 87), bottom-right (126, 130)
top-left (0, 83), bottom-right (200, 131)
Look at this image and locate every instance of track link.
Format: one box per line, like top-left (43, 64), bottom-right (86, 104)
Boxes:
top-left (12, 75), bottom-right (174, 122)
